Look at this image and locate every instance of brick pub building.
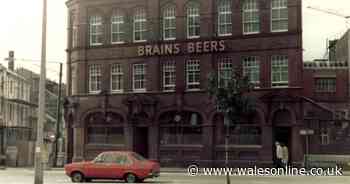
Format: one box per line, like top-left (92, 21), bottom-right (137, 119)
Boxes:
top-left (64, 0), bottom-right (350, 167)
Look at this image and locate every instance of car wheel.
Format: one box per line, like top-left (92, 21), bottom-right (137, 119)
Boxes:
top-left (125, 173), bottom-right (137, 183)
top-left (71, 172), bottom-right (84, 183)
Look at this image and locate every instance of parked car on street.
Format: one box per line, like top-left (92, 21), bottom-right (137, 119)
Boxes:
top-left (64, 151), bottom-right (160, 183)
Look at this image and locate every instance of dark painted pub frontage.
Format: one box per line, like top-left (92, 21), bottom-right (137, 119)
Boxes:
top-left (64, 0), bottom-right (350, 167)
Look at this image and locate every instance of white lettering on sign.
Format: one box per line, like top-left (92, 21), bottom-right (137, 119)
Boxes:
top-left (137, 40), bottom-right (226, 56)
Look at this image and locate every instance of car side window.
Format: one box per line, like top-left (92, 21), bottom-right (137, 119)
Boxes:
top-left (116, 155), bottom-right (132, 165)
top-left (103, 153), bottom-right (119, 163)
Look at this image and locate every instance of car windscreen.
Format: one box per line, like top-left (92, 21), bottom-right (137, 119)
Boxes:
top-left (132, 153), bottom-right (146, 161)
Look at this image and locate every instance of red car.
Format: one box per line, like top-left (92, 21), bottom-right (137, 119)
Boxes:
top-left (64, 151), bottom-right (160, 183)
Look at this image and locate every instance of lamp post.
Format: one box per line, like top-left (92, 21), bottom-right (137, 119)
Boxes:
top-left (34, 0), bottom-right (47, 183)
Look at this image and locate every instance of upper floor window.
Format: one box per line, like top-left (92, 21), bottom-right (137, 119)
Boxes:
top-left (71, 65), bottom-right (77, 95)
top-left (72, 23), bottom-right (78, 47)
top-left (186, 59), bottom-right (200, 90)
top-left (111, 64), bottom-right (123, 92)
top-left (271, 0), bottom-right (288, 32)
top-left (163, 5), bottom-right (176, 40)
top-left (315, 78), bottom-right (336, 93)
top-left (163, 61), bottom-right (176, 91)
top-left (133, 8), bottom-right (147, 42)
top-left (271, 55), bottom-right (288, 87)
top-left (243, 56), bottom-right (260, 85)
top-left (187, 3), bottom-right (200, 39)
top-left (111, 11), bottom-right (125, 44)
top-left (89, 15), bottom-right (103, 46)
top-left (218, 58), bottom-right (233, 87)
top-left (218, 0), bottom-right (232, 36)
top-left (89, 64), bottom-right (102, 93)
top-left (242, 0), bottom-right (260, 34)
top-left (133, 64), bottom-right (146, 92)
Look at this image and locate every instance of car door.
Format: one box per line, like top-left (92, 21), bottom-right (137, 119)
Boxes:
top-left (112, 153), bottom-right (133, 179)
top-left (86, 153), bottom-right (114, 179)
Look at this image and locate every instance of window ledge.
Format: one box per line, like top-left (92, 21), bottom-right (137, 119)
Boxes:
top-left (133, 40), bottom-right (147, 43)
top-left (89, 91), bottom-right (102, 95)
top-left (163, 38), bottom-right (176, 41)
top-left (271, 29), bottom-right (288, 33)
top-left (243, 32), bottom-right (260, 35)
top-left (218, 33), bottom-right (232, 37)
top-left (111, 41), bottom-right (125, 45)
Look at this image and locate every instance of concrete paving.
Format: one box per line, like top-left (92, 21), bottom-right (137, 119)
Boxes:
top-left (0, 168), bottom-right (350, 184)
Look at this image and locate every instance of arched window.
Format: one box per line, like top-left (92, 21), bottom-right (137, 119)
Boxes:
top-left (242, 0), bottom-right (260, 34)
top-left (133, 7), bottom-right (147, 42)
top-left (111, 10), bottom-right (125, 44)
top-left (218, 0), bottom-right (232, 36)
top-left (86, 112), bottom-right (125, 145)
top-left (89, 15), bottom-right (103, 46)
top-left (159, 111), bottom-right (203, 145)
top-left (163, 5), bottom-right (176, 40)
top-left (186, 2), bottom-right (200, 39)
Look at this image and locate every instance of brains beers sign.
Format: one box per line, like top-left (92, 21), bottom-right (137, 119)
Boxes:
top-left (138, 40), bottom-right (226, 56)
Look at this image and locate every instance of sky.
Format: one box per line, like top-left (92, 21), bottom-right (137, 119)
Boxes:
top-left (0, 0), bottom-right (350, 82)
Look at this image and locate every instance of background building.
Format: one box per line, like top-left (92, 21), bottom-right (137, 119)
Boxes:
top-left (65, 0), bottom-right (350, 167)
top-left (0, 63), bottom-right (36, 167)
top-left (16, 67), bottom-right (66, 167)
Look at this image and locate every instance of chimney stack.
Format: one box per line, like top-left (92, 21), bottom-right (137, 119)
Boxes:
top-left (8, 51), bottom-right (14, 71)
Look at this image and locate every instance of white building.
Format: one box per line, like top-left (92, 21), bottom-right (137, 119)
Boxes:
top-left (0, 64), bottom-right (36, 167)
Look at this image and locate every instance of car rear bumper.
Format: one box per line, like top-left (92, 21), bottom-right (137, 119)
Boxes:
top-left (146, 171), bottom-right (160, 178)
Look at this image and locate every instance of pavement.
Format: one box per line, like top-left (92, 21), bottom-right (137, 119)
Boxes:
top-left (1, 168), bottom-right (350, 184)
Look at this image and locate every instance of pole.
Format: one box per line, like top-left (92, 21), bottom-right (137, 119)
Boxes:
top-left (53, 63), bottom-right (62, 167)
top-left (0, 77), bottom-right (4, 168)
top-left (34, 0), bottom-right (47, 183)
top-left (225, 116), bottom-right (230, 184)
top-left (305, 135), bottom-right (309, 170)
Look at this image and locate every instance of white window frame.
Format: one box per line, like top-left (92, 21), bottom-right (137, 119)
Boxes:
top-left (163, 5), bottom-right (176, 40)
top-left (315, 78), bottom-right (336, 93)
top-left (111, 64), bottom-right (124, 93)
top-left (89, 64), bottom-right (102, 94)
top-left (133, 8), bottom-right (147, 43)
top-left (218, 58), bottom-right (233, 87)
top-left (243, 56), bottom-right (260, 86)
top-left (111, 11), bottom-right (125, 44)
top-left (218, 0), bottom-right (232, 36)
top-left (163, 61), bottom-right (176, 91)
top-left (242, 0), bottom-right (260, 35)
top-left (271, 55), bottom-right (288, 88)
top-left (72, 24), bottom-right (78, 47)
top-left (271, 0), bottom-right (288, 32)
top-left (89, 15), bottom-right (103, 46)
top-left (187, 3), bottom-right (200, 39)
top-left (133, 64), bottom-right (146, 92)
top-left (186, 59), bottom-right (200, 90)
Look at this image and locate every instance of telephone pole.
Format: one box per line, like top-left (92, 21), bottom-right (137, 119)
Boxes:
top-left (34, 0), bottom-right (47, 183)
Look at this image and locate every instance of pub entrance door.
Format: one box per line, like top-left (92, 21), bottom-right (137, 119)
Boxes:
top-left (133, 127), bottom-right (149, 158)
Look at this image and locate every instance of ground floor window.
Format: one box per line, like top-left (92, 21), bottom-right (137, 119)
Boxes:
top-left (87, 127), bottom-right (124, 145)
top-left (86, 112), bottom-right (125, 145)
top-left (159, 111), bottom-right (203, 145)
top-left (214, 113), bottom-right (262, 145)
